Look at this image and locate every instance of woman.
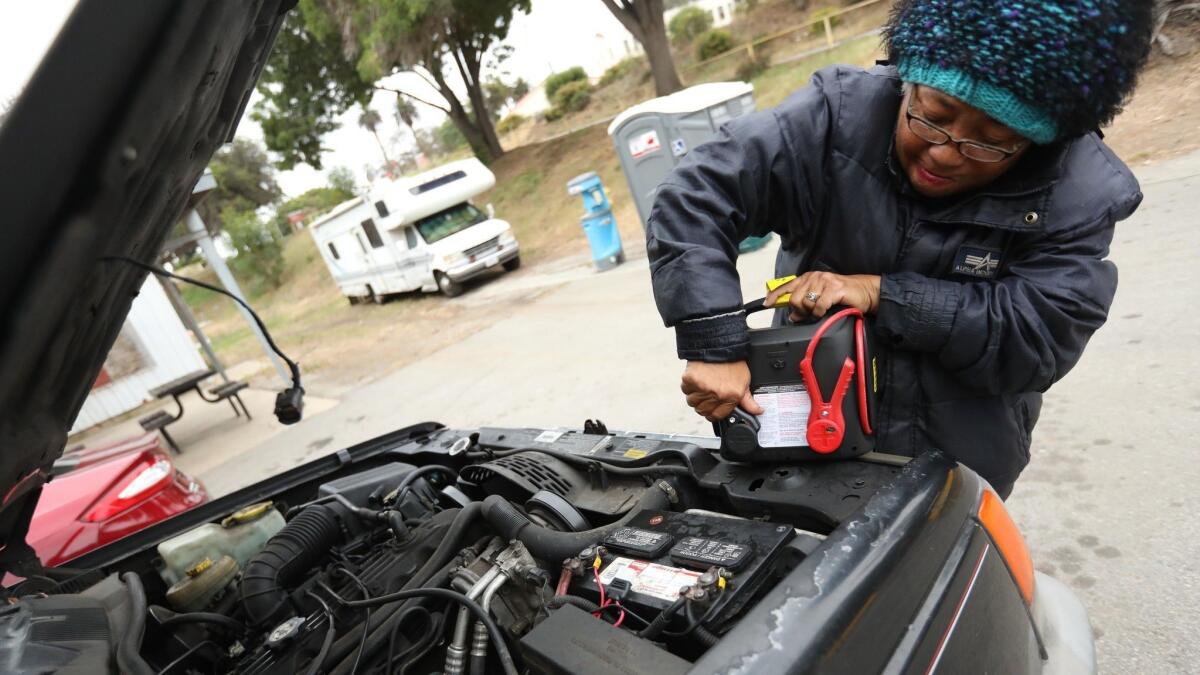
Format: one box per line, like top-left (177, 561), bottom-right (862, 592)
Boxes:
top-left (646, 0), bottom-right (1155, 497)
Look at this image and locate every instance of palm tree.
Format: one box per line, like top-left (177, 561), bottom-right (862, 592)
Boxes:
top-left (357, 108), bottom-right (391, 165)
top-left (395, 95), bottom-right (432, 160)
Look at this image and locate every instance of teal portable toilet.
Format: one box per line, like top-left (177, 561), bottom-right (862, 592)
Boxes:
top-left (567, 172), bottom-right (624, 271)
top-left (608, 81), bottom-right (772, 253)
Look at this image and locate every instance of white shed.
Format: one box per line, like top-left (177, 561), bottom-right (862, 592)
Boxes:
top-left (70, 277), bottom-right (207, 434)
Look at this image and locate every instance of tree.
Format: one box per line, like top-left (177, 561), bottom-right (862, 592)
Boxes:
top-left (394, 95), bottom-right (434, 159)
top-left (223, 206), bottom-right (285, 294)
top-left (252, 15), bottom-right (372, 170)
top-left (197, 138), bottom-right (283, 233)
top-left (258, 0), bottom-right (530, 166)
top-left (327, 166), bottom-right (359, 195)
top-left (483, 76), bottom-right (530, 120)
top-left (357, 107), bottom-right (391, 164)
top-left (599, 0), bottom-right (684, 96)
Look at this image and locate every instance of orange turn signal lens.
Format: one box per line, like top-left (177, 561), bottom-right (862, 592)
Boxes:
top-left (977, 489), bottom-right (1035, 604)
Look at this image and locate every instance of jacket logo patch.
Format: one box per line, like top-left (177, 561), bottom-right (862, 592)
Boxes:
top-left (953, 246), bottom-right (1001, 278)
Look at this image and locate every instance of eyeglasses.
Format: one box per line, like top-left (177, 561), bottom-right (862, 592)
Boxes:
top-left (905, 94), bottom-right (1026, 163)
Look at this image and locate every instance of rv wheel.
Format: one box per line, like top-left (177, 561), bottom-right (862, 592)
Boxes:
top-left (436, 272), bottom-right (463, 298)
top-left (502, 255), bottom-right (521, 272)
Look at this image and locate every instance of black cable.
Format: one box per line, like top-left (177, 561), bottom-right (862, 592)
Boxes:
top-left (321, 586), bottom-right (517, 675)
top-left (386, 606), bottom-right (433, 674)
top-left (305, 591), bottom-right (338, 675)
top-left (597, 601), bottom-right (651, 628)
top-left (104, 256), bottom-right (306, 423)
top-left (333, 569), bottom-right (373, 675)
top-left (103, 256), bottom-right (301, 386)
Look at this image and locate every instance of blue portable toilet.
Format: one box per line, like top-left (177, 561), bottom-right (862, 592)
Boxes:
top-left (567, 172), bottom-right (624, 271)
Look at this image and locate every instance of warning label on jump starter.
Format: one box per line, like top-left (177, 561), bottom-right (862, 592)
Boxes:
top-left (753, 384), bottom-right (811, 448)
top-left (599, 557), bottom-right (702, 602)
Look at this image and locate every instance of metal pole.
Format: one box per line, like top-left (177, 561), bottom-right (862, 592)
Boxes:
top-left (156, 273), bottom-right (231, 383)
top-left (185, 209), bottom-right (291, 386)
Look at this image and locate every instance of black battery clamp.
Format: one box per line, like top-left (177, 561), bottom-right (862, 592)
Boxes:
top-left (713, 280), bottom-right (879, 464)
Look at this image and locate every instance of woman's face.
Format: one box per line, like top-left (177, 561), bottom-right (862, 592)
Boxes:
top-left (894, 85), bottom-right (1031, 199)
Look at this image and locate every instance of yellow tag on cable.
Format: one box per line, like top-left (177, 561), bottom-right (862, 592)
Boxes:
top-left (766, 275), bottom-right (797, 308)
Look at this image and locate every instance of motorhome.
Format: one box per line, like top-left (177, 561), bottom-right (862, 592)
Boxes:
top-left (308, 158), bottom-right (520, 301)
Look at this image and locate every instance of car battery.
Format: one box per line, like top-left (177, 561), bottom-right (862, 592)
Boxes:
top-left (715, 295), bottom-right (878, 463)
top-left (571, 510), bottom-right (793, 630)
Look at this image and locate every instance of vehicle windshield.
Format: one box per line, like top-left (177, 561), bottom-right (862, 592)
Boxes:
top-left (415, 203), bottom-right (487, 244)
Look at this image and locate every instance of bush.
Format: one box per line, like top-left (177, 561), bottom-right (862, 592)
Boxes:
top-left (551, 79), bottom-right (592, 114)
top-left (544, 66), bottom-right (587, 101)
top-left (599, 57), bottom-right (643, 87)
top-left (697, 29), bottom-right (733, 61)
top-left (669, 7), bottom-right (712, 45)
top-left (496, 114), bottom-right (527, 135)
top-left (808, 7), bottom-right (842, 37)
top-left (222, 206), bottom-right (284, 294)
top-left (543, 107), bottom-right (564, 122)
top-left (736, 53), bottom-right (771, 81)
top-left (435, 119), bottom-right (467, 153)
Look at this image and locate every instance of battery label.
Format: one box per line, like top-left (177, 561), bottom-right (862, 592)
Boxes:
top-left (753, 384), bottom-right (811, 448)
top-left (670, 537), bottom-right (752, 570)
top-left (599, 557), bottom-right (702, 602)
top-left (604, 527), bottom-right (672, 558)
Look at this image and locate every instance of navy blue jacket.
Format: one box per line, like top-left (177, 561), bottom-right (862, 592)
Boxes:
top-left (646, 65), bottom-right (1142, 491)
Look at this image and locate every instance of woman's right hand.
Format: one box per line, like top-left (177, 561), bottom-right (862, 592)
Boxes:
top-left (681, 360), bottom-right (764, 422)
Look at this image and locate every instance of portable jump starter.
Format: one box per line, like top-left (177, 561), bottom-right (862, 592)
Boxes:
top-left (714, 279), bottom-right (879, 463)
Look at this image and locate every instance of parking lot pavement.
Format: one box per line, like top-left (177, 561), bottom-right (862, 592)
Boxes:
top-left (1006, 150), bottom-right (1200, 674)
top-left (206, 151), bottom-right (1200, 672)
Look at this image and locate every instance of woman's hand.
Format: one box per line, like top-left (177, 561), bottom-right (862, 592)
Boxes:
top-left (681, 360), bottom-right (764, 422)
top-left (764, 272), bottom-right (881, 322)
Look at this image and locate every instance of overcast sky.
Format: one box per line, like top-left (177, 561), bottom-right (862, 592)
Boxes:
top-left (2, 0), bottom-right (637, 198)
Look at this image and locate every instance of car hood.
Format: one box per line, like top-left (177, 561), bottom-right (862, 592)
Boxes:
top-left (0, 0), bottom-right (291, 569)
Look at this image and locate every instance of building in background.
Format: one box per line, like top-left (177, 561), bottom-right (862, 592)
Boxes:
top-left (71, 278), bottom-right (207, 434)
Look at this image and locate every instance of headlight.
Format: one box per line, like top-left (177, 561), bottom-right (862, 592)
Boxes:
top-left (499, 229), bottom-right (517, 244)
top-left (443, 251), bottom-right (465, 266)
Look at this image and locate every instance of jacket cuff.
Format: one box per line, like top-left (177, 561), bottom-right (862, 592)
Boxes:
top-left (876, 272), bottom-right (960, 352)
top-left (674, 310), bottom-right (749, 362)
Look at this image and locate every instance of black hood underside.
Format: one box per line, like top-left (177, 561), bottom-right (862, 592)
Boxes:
top-left (0, 0), bottom-right (293, 570)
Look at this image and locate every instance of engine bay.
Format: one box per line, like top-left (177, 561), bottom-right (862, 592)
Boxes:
top-left (1, 426), bottom-right (903, 674)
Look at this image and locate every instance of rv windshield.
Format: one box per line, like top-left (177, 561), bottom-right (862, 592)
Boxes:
top-left (415, 203), bottom-right (487, 244)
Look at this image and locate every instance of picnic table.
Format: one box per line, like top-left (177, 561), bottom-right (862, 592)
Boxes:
top-left (138, 368), bottom-right (250, 453)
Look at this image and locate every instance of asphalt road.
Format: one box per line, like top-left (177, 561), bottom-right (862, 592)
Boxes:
top-left (224, 149), bottom-right (1200, 673)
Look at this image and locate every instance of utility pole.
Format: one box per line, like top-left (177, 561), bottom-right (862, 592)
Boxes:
top-left (186, 171), bottom-right (291, 386)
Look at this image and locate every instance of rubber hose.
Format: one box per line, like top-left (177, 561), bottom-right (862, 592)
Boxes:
top-left (158, 609), bottom-right (247, 635)
top-left (324, 504), bottom-right (482, 673)
top-left (693, 624), bottom-right (721, 648)
top-left (117, 573), bottom-right (155, 675)
top-left (547, 595), bottom-right (601, 613)
top-left (241, 504), bottom-right (343, 626)
top-left (328, 563), bottom-right (456, 675)
top-left (481, 483), bottom-right (672, 562)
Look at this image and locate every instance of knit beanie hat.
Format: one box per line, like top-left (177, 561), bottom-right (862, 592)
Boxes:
top-left (884, 0), bottom-right (1154, 144)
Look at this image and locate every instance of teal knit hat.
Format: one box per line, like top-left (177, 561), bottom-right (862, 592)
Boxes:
top-left (885, 0), bottom-right (1154, 144)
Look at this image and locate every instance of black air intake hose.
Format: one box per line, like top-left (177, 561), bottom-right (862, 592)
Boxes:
top-left (241, 504), bottom-right (343, 626)
top-left (480, 481), bottom-right (674, 562)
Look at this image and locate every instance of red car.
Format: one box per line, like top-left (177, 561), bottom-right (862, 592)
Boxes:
top-left (25, 433), bottom-right (208, 568)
